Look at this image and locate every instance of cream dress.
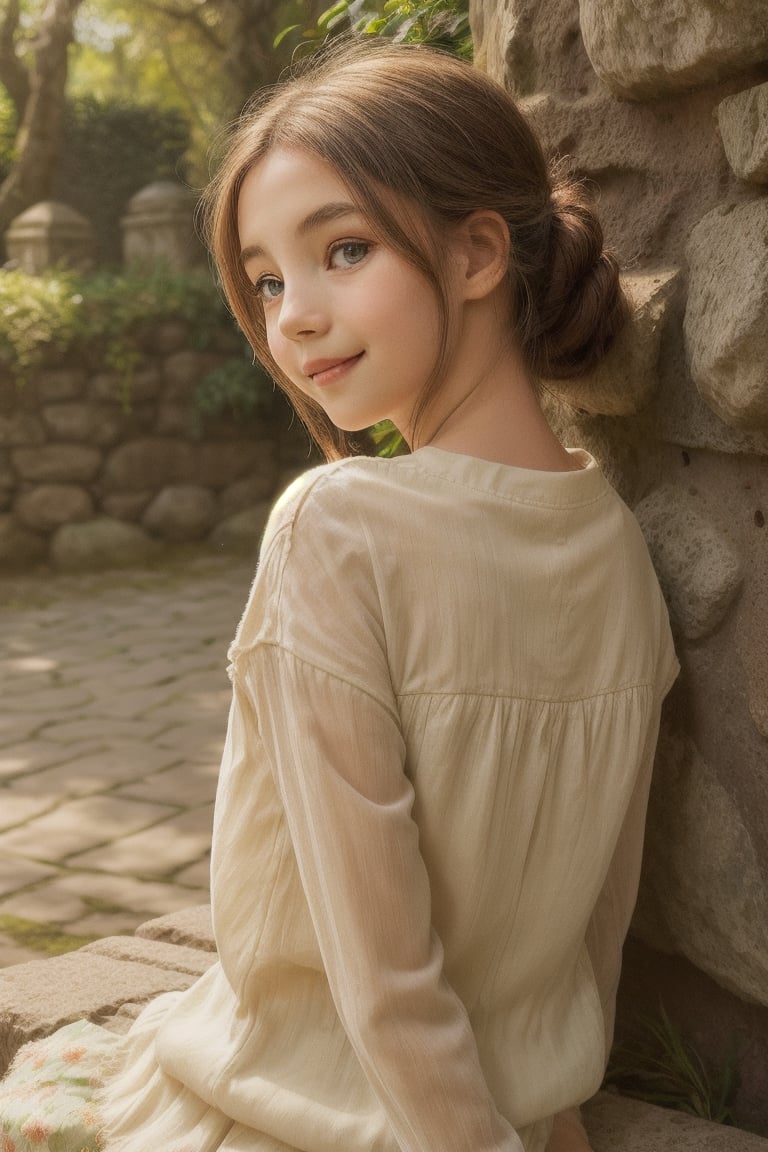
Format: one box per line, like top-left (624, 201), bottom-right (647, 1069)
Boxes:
top-left (92, 446), bottom-right (678, 1152)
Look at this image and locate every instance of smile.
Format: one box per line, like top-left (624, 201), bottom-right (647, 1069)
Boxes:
top-left (304, 353), bottom-right (364, 387)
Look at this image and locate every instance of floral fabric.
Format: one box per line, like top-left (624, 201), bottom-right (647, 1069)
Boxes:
top-left (0, 1020), bottom-right (118, 1152)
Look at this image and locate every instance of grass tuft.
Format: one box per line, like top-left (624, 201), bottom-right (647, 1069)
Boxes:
top-left (604, 1002), bottom-right (740, 1125)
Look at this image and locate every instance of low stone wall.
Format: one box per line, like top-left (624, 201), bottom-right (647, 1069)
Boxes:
top-left (0, 321), bottom-right (312, 572)
top-left (0, 907), bottom-right (766, 1150)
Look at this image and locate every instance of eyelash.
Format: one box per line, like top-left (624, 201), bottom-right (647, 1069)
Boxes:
top-left (252, 238), bottom-right (371, 302)
top-left (329, 239), bottom-right (370, 268)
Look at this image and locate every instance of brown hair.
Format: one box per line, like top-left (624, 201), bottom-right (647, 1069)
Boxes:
top-left (201, 39), bottom-right (627, 460)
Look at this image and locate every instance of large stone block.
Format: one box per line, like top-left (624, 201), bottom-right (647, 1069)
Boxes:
top-left (583, 1091), bottom-right (768, 1151)
top-left (717, 82), bottom-right (768, 184)
top-left (544, 269), bottom-right (679, 416)
top-left (684, 200), bottom-right (768, 430)
top-left (100, 490), bottom-right (153, 522)
top-left (81, 934), bottom-right (216, 978)
top-left (142, 484), bottom-right (216, 542)
top-left (135, 904), bottom-right (215, 952)
top-left (0, 945), bottom-right (201, 1075)
top-left (15, 484), bottom-right (93, 531)
top-left (0, 448), bottom-right (12, 490)
top-left (155, 402), bottom-right (202, 439)
top-left (471, 0), bottom-right (596, 100)
top-left (208, 504), bottom-right (272, 557)
top-left (633, 485), bottom-right (743, 641)
top-left (656, 372), bottom-right (768, 457)
top-left (633, 724), bottom-right (768, 1007)
top-left (517, 89), bottom-right (726, 268)
top-left (0, 515), bottom-right (46, 570)
top-left (35, 369), bottom-right (86, 402)
top-left (0, 413), bottom-right (46, 447)
top-left (735, 542), bottom-right (768, 739)
top-left (218, 472), bottom-right (278, 519)
top-left (89, 369), bottom-right (161, 405)
top-left (50, 517), bottom-right (158, 571)
top-left (11, 444), bottom-right (102, 484)
top-left (195, 441), bottom-right (259, 488)
top-left (580, 0), bottom-right (768, 100)
top-left (102, 438), bottom-right (195, 492)
top-left (41, 402), bottom-right (103, 442)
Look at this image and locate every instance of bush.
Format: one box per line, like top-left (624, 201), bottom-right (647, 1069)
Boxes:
top-left (0, 265), bottom-right (275, 419)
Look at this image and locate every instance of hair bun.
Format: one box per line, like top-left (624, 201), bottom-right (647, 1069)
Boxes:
top-left (528, 181), bottom-right (628, 380)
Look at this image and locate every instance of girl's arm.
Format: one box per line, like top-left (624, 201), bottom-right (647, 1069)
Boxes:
top-left (242, 641), bottom-right (525, 1152)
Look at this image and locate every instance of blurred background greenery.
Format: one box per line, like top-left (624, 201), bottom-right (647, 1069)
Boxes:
top-left (0, 0), bottom-right (469, 261)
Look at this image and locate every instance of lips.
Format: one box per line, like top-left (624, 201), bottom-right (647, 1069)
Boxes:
top-left (304, 353), bottom-right (364, 385)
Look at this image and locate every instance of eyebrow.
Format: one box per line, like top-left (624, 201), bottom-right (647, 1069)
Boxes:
top-left (240, 202), bottom-right (360, 263)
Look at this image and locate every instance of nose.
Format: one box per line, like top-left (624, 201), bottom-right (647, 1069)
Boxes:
top-left (277, 277), bottom-right (330, 341)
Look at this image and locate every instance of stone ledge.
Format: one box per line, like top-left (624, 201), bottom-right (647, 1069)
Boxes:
top-left (0, 944), bottom-right (201, 1075)
top-left (134, 901), bottom-right (215, 951)
top-left (583, 1092), bottom-right (768, 1151)
top-left (1, 906), bottom-right (766, 1150)
top-left (82, 932), bottom-right (217, 976)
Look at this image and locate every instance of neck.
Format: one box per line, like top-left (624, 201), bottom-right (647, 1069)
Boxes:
top-left (407, 302), bottom-right (578, 473)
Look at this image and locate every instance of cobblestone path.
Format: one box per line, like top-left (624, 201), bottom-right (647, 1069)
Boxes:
top-left (0, 554), bottom-right (255, 966)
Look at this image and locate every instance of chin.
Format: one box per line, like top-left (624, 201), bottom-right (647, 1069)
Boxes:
top-left (327, 413), bottom-right (385, 434)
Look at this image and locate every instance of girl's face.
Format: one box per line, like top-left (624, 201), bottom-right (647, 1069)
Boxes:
top-left (237, 147), bottom-right (447, 437)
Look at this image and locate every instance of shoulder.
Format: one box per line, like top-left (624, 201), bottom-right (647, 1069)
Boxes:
top-left (260, 455), bottom-right (398, 559)
top-left (230, 455), bottom-right (395, 680)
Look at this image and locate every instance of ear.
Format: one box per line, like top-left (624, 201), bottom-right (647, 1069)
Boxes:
top-left (450, 210), bottom-right (510, 302)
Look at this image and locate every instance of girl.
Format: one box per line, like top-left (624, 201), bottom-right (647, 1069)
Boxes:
top-left (0, 38), bottom-right (678, 1152)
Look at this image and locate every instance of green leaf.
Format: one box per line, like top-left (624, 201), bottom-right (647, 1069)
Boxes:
top-left (317, 0), bottom-right (351, 29)
top-left (273, 24), bottom-right (302, 48)
top-left (368, 420), bottom-right (407, 457)
top-left (326, 10), bottom-right (353, 30)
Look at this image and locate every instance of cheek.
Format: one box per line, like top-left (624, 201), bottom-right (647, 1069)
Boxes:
top-left (264, 315), bottom-right (290, 367)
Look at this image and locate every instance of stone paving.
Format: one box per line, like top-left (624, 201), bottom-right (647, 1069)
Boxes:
top-left (0, 552), bottom-right (255, 967)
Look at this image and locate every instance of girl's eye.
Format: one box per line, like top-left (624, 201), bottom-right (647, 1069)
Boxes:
top-left (329, 241), bottom-right (370, 269)
top-left (254, 276), bottom-right (283, 301)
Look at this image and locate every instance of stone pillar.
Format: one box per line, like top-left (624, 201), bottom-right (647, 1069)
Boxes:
top-left (5, 202), bottom-right (94, 274)
top-left (121, 181), bottom-right (202, 271)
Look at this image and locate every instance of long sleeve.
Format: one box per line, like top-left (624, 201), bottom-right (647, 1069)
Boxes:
top-left (241, 642), bottom-right (524, 1152)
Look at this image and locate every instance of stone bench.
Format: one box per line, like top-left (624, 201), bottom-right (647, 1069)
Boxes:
top-left (1, 906), bottom-right (766, 1152)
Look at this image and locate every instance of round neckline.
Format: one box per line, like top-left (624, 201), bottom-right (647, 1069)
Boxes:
top-left (412, 444), bottom-right (592, 476)
top-left (398, 445), bottom-right (608, 509)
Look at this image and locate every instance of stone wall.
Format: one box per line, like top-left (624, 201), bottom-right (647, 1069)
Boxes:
top-left (0, 321), bottom-right (311, 572)
top-left (470, 0), bottom-right (768, 1130)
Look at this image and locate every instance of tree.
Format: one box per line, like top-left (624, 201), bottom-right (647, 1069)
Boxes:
top-left (0, 0), bottom-right (85, 237)
top-left (73, 0), bottom-right (312, 135)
